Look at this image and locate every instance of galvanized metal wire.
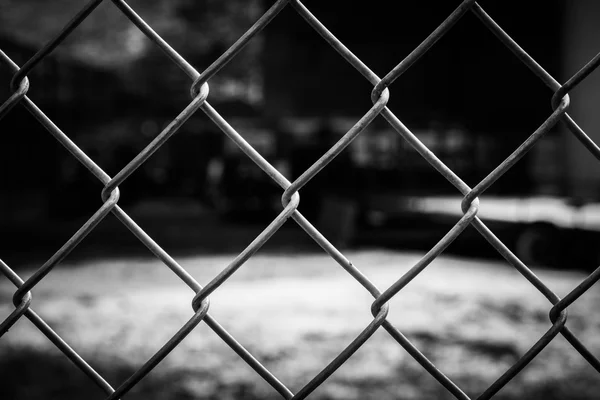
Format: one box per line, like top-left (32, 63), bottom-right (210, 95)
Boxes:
top-left (2, 0), bottom-right (600, 399)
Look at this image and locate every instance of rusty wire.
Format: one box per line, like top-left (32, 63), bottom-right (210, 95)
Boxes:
top-left (1, 0), bottom-right (600, 399)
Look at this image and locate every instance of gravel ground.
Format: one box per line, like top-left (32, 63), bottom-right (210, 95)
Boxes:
top-left (1, 250), bottom-right (600, 399)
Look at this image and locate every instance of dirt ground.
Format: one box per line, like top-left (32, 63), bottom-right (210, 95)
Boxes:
top-left (1, 249), bottom-right (600, 400)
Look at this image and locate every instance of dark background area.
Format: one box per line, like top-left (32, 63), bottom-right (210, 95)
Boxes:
top-left (0, 0), bottom-right (587, 270)
top-left (263, 1), bottom-right (563, 123)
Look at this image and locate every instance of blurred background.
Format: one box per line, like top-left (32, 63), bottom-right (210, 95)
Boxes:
top-left (1, 0), bottom-right (600, 399)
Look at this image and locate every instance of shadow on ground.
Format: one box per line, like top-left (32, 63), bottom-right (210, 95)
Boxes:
top-left (2, 198), bottom-right (597, 271)
top-left (0, 201), bottom-right (319, 267)
top-left (1, 345), bottom-right (598, 400)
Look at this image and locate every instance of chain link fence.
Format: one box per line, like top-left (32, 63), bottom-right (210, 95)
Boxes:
top-left (1, 0), bottom-right (600, 399)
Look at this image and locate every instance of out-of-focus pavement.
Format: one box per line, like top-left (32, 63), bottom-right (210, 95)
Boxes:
top-left (1, 199), bottom-right (599, 400)
top-left (1, 249), bottom-right (599, 400)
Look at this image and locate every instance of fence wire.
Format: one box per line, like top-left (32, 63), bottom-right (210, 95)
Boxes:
top-left (1, 0), bottom-right (600, 399)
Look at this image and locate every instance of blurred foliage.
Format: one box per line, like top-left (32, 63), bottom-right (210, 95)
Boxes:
top-left (0, 0), bottom-right (264, 105)
top-left (0, 0), bottom-right (267, 219)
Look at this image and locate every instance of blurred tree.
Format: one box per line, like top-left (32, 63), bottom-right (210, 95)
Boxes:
top-left (0, 0), bottom-right (264, 107)
top-left (0, 0), bottom-right (266, 220)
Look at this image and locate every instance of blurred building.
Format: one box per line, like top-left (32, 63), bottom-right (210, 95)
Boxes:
top-left (263, 1), bottom-right (563, 193)
top-left (261, 1), bottom-right (600, 202)
top-left (561, 1), bottom-right (600, 201)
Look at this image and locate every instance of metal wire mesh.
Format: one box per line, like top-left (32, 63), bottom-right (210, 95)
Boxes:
top-left (2, 0), bottom-right (600, 399)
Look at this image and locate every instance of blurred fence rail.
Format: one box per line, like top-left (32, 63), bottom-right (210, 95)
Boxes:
top-left (2, 0), bottom-right (600, 399)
